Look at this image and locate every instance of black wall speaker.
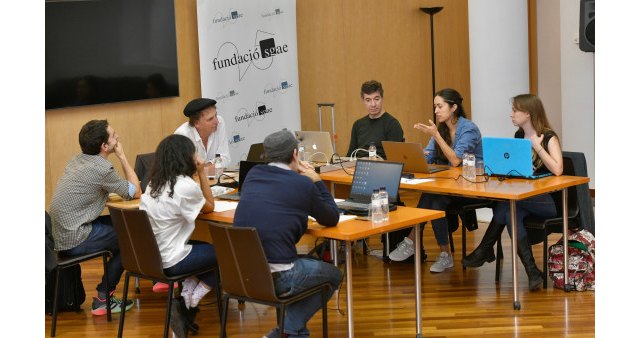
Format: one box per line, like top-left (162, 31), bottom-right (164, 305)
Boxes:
top-left (579, 0), bottom-right (595, 52)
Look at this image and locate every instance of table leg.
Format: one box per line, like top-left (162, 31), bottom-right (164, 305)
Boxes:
top-left (345, 240), bottom-right (354, 338)
top-left (562, 188), bottom-right (571, 292)
top-left (510, 200), bottom-right (521, 310)
top-left (413, 224), bottom-right (423, 337)
top-left (332, 240), bottom-right (338, 267)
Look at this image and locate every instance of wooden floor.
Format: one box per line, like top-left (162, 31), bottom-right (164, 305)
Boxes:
top-left (45, 223), bottom-right (595, 337)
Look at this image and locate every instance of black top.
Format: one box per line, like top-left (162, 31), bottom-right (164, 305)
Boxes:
top-left (346, 112), bottom-right (404, 160)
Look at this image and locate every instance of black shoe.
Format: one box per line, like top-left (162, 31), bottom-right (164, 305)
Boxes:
top-left (516, 236), bottom-right (544, 291)
top-left (186, 305), bottom-right (200, 335)
top-left (170, 298), bottom-right (188, 338)
top-left (462, 246), bottom-right (496, 268)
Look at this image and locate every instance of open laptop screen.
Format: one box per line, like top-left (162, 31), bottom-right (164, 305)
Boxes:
top-left (237, 161), bottom-right (262, 193)
top-left (349, 160), bottom-right (404, 203)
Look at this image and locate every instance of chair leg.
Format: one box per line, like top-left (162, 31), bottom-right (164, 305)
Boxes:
top-left (135, 277), bottom-right (141, 294)
top-left (164, 283), bottom-right (174, 338)
top-left (221, 296), bottom-right (230, 338)
top-left (117, 273), bottom-right (130, 338)
top-left (543, 232), bottom-right (548, 289)
top-left (214, 266), bottom-right (224, 322)
top-left (495, 236), bottom-right (503, 282)
top-left (462, 226), bottom-right (467, 271)
top-left (278, 305), bottom-right (286, 338)
top-left (103, 253), bottom-right (111, 322)
top-left (322, 287), bottom-right (328, 338)
top-left (51, 267), bottom-right (61, 337)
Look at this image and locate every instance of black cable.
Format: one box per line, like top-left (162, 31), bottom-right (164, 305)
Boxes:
top-left (329, 152), bottom-right (355, 176)
top-left (214, 174), bottom-right (238, 188)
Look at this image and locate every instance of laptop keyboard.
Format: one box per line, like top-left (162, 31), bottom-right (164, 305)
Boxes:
top-left (336, 200), bottom-right (370, 212)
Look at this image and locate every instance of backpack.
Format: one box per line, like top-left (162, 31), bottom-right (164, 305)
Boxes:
top-left (45, 212), bottom-right (86, 314)
top-left (547, 229), bottom-right (595, 291)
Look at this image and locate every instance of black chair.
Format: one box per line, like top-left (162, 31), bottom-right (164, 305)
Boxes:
top-left (108, 206), bottom-right (223, 338)
top-left (209, 222), bottom-right (331, 338)
top-left (46, 212), bottom-right (112, 337)
top-left (132, 152), bottom-right (156, 293)
top-left (522, 152), bottom-right (589, 288)
top-left (134, 152), bottom-right (155, 193)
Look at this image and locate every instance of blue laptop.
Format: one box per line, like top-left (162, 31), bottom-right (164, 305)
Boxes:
top-left (482, 137), bottom-right (552, 179)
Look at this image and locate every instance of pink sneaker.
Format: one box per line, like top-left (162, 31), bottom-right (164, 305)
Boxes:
top-left (152, 282), bottom-right (176, 293)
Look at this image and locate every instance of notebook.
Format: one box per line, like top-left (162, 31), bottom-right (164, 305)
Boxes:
top-left (482, 137), bottom-right (552, 179)
top-left (336, 160), bottom-right (404, 215)
top-left (216, 161), bottom-right (262, 200)
top-left (381, 141), bottom-right (449, 174)
top-left (294, 131), bottom-right (336, 164)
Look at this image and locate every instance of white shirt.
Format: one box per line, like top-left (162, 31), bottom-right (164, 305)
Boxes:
top-left (139, 176), bottom-right (205, 269)
top-left (174, 115), bottom-right (231, 167)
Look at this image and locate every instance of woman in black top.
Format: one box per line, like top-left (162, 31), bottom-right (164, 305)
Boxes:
top-left (463, 94), bottom-right (563, 291)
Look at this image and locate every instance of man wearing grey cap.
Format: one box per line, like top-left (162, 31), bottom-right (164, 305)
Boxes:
top-left (175, 98), bottom-right (231, 167)
top-left (234, 130), bottom-right (343, 338)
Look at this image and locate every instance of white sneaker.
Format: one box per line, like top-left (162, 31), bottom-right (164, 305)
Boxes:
top-left (430, 252), bottom-right (454, 273)
top-left (181, 278), bottom-right (198, 309)
top-left (388, 237), bottom-right (415, 261)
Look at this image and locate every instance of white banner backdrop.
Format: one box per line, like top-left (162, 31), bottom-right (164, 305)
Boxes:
top-left (196, 0), bottom-right (301, 166)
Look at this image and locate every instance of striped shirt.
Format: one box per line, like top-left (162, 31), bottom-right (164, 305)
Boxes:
top-left (49, 153), bottom-right (133, 251)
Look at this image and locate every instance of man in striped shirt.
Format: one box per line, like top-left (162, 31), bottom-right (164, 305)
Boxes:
top-left (49, 120), bottom-right (141, 315)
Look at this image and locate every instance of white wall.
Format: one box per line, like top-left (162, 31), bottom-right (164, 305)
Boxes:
top-left (470, 0), bottom-right (595, 189)
top-left (559, 0), bottom-right (595, 189)
top-left (537, 0), bottom-right (595, 189)
top-left (468, 0), bottom-right (530, 138)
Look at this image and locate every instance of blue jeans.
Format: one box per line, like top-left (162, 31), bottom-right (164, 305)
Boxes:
top-left (493, 194), bottom-right (557, 240)
top-left (272, 258), bottom-right (343, 338)
top-left (417, 193), bottom-right (483, 246)
top-left (59, 216), bottom-right (122, 295)
top-left (164, 240), bottom-right (218, 288)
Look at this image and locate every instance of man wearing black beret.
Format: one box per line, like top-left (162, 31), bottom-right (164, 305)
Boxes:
top-left (175, 98), bottom-right (231, 167)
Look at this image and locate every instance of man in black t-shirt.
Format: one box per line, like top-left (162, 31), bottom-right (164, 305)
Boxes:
top-left (346, 80), bottom-right (404, 159)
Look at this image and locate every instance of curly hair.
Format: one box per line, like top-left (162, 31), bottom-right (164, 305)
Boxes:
top-left (147, 134), bottom-right (197, 199)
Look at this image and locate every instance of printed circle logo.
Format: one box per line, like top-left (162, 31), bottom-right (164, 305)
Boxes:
top-left (504, 152), bottom-right (510, 159)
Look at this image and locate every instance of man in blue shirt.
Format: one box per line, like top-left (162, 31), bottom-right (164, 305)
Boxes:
top-left (234, 130), bottom-right (343, 338)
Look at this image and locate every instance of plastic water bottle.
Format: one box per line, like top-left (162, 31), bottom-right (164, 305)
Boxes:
top-left (298, 142), bottom-right (306, 162)
top-left (462, 153), bottom-right (476, 181)
top-left (371, 189), bottom-right (383, 224)
top-left (214, 154), bottom-right (224, 179)
top-left (378, 186), bottom-right (389, 221)
top-left (368, 142), bottom-right (377, 160)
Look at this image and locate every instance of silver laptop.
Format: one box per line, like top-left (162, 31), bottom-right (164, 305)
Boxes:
top-left (294, 131), bottom-right (336, 163)
top-left (382, 141), bottom-right (449, 174)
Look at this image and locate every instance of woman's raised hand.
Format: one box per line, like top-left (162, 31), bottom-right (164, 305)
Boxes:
top-left (414, 120), bottom-right (438, 137)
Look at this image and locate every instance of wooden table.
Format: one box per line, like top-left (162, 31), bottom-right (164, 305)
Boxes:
top-left (321, 166), bottom-right (590, 310)
top-left (107, 198), bottom-right (443, 338)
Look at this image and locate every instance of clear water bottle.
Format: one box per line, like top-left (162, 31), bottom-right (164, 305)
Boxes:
top-left (371, 188), bottom-right (383, 224)
top-left (298, 142), bottom-right (306, 162)
top-left (214, 154), bottom-right (224, 179)
top-left (462, 153), bottom-right (476, 181)
top-left (378, 186), bottom-right (389, 221)
top-left (368, 142), bottom-right (377, 160)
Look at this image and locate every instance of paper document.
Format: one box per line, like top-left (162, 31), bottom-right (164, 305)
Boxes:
top-left (214, 201), bottom-right (238, 212)
top-left (400, 178), bottom-right (434, 185)
top-left (308, 214), bottom-right (357, 223)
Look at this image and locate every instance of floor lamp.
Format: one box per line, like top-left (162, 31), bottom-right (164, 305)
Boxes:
top-left (420, 6), bottom-right (443, 122)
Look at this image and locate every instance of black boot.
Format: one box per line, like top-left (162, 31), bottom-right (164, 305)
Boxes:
top-left (462, 220), bottom-right (505, 268)
top-left (516, 236), bottom-right (544, 291)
